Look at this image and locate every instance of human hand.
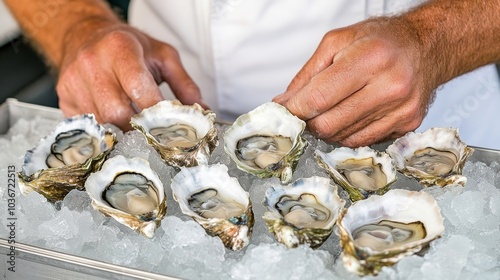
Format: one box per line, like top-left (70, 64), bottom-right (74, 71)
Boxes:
top-left (273, 17), bottom-right (438, 147)
top-left (57, 24), bottom-right (204, 131)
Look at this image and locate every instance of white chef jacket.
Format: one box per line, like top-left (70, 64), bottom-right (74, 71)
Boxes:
top-left (129, 0), bottom-right (500, 150)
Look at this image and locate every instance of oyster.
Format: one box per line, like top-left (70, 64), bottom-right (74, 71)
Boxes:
top-left (18, 114), bottom-right (116, 202)
top-left (85, 155), bottom-right (167, 238)
top-left (386, 127), bottom-right (474, 187)
top-left (315, 147), bottom-right (397, 202)
top-left (262, 176), bottom-right (345, 248)
top-left (170, 164), bottom-right (254, 251)
top-left (337, 189), bottom-right (444, 276)
top-left (130, 100), bottom-right (218, 167)
top-left (223, 102), bottom-right (308, 184)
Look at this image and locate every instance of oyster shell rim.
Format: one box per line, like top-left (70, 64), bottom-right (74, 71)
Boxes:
top-left (170, 163), bottom-right (255, 251)
top-left (223, 102), bottom-right (308, 184)
top-left (336, 189), bottom-right (445, 275)
top-left (315, 146), bottom-right (397, 202)
top-left (18, 113), bottom-right (117, 202)
top-left (130, 99), bottom-right (218, 167)
top-left (386, 127), bottom-right (474, 187)
top-left (85, 155), bottom-right (167, 238)
top-left (262, 176), bottom-right (346, 249)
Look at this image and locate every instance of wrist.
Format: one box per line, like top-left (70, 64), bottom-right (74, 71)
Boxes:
top-left (396, 0), bottom-right (500, 89)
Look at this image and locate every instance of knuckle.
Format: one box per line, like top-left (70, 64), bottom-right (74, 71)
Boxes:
top-left (309, 117), bottom-right (335, 139)
top-left (388, 79), bottom-right (412, 100)
top-left (101, 30), bottom-right (134, 46)
top-left (99, 101), bottom-right (129, 124)
top-left (309, 85), bottom-right (331, 111)
top-left (405, 116), bottom-right (422, 131)
top-left (75, 47), bottom-right (99, 69)
top-left (159, 44), bottom-right (180, 60)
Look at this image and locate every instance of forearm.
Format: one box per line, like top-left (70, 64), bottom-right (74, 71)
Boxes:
top-left (399, 0), bottom-right (500, 88)
top-left (4, 0), bottom-right (122, 68)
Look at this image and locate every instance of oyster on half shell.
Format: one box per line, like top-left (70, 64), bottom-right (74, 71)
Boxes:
top-left (131, 100), bottom-right (218, 167)
top-left (85, 155), bottom-right (167, 238)
top-left (386, 127), bottom-right (474, 187)
top-left (18, 114), bottom-right (116, 202)
top-left (337, 189), bottom-right (444, 276)
top-left (170, 164), bottom-right (254, 251)
top-left (262, 176), bottom-right (345, 248)
top-left (315, 147), bottom-right (397, 202)
top-left (223, 102), bottom-right (308, 184)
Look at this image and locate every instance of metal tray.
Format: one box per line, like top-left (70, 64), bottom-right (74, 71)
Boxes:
top-left (1, 99), bottom-right (499, 279)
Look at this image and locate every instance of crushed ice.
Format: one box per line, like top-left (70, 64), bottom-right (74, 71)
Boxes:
top-left (0, 118), bottom-right (499, 280)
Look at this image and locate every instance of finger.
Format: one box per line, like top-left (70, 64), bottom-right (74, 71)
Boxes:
top-left (56, 73), bottom-right (101, 119)
top-left (288, 29), bottom-right (356, 92)
top-left (282, 41), bottom-right (378, 120)
top-left (89, 71), bottom-right (136, 131)
top-left (329, 118), bottom-right (397, 148)
top-left (112, 44), bottom-right (164, 111)
top-left (155, 45), bottom-right (205, 107)
top-left (306, 80), bottom-right (403, 141)
top-left (275, 29), bottom-right (355, 105)
top-left (117, 64), bottom-right (164, 111)
top-left (95, 88), bottom-right (136, 131)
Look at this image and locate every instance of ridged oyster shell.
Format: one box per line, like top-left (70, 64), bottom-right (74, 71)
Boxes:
top-left (18, 114), bottom-right (116, 202)
top-left (315, 147), bottom-right (397, 202)
top-left (85, 155), bottom-right (167, 238)
top-left (170, 164), bottom-right (254, 251)
top-left (386, 127), bottom-right (474, 187)
top-left (130, 100), bottom-right (218, 167)
top-left (337, 189), bottom-right (444, 276)
top-left (223, 102), bottom-right (308, 184)
top-left (262, 176), bottom-right (345, 248)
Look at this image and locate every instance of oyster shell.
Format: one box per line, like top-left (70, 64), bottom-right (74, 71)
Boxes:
top-left (386, 127), bottom-right (474, 187)
top-left (170, 164), bottom-right (254, 251)
top-left (337, 189), bottom-right (444, 275)
top-left (130, 100), bottom-right (218, 167)
top-left (18, 114), bottom-right (116, 202)
top-left (262, 176), bottom-right (345, 248)
top-left (315, 147), bottom-right (397, 202)
top-left (85, 155), bottom-right (167, 238)
top-left (223, 102), bottom-right (308, 184)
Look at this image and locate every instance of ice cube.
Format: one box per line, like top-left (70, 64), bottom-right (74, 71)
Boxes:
top-left (451, 191), bottom-right (485, 225)
top-left (62, 189), bottom-right (91, 212)
top-left (230, 243), bottom-right (334, 280)
top-left (422, 235), bottom-right (474, 279)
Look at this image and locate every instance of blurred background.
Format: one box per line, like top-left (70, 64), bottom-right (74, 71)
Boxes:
top-left (1, 0), bottom-right (498, 109)
top-left (0, 0), bottom-right (129, 108)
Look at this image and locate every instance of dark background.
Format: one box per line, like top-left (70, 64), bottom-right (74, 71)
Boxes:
top-left (1, 1), bottom-right (499, 109)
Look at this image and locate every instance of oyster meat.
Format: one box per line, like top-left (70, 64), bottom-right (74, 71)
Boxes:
top-left (262, 176), bottom-right (345, 248)
top-left (337, 189), bottom-right (444, 275)
top-left (131, 100), bottom-right (218, 167)
top-left (223, 102), bottom-right (308, 184)
top-left (170, 164), bottom-right (254, 251)
top-left (18, 114), bottom-right (116, 202)
top-left (85, 155), bottom-right (167, 238)
top-left (386, 127), bottom-right (474, 187)
top-left (315, 147), bottom-right (397, 202)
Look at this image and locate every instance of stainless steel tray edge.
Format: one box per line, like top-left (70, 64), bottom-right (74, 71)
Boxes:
top-left (0, 98), bottom-right (64, 134)
top-left (0, 239), bottom-right (176, 280)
